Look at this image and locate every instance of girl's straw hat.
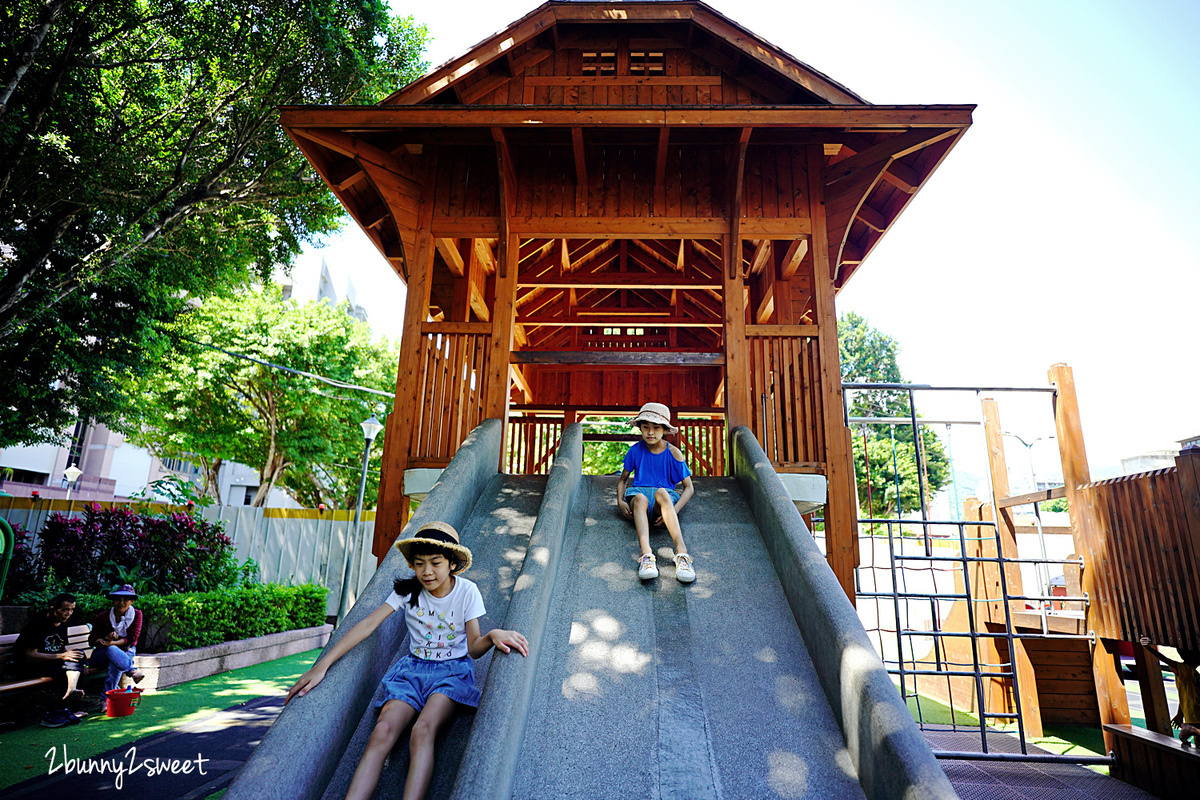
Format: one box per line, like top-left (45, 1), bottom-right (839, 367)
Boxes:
top-left (395, 521), bottom-right (473, 573)
top-left (630, 402), bottom-right (678, 434)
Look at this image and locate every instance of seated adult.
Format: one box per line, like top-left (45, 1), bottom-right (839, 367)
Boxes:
top-left (88, 584), bottom-right (145, 692)
top-left (14, 592), bottom-right (87, 701)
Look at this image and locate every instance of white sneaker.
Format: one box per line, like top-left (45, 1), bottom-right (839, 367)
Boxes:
top-left (674, 553), bottom-right (696, 583)
top-left (638, 553), bottom-right (659, 580)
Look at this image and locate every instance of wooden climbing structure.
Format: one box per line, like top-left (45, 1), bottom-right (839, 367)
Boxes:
top-left (279, 0), bottom-right (973, 599)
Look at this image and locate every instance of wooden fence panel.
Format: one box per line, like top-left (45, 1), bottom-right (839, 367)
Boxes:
top-left (678, 417), bottom-right (725, 477)
top-left (410, 332), bottom-right (489, 464)
top-left (506, 416), bottom-right (563, 475)
top-left (1080, 461), bottom-right (1200, 651)
top-left (746, 333), bottom-right (823, 466)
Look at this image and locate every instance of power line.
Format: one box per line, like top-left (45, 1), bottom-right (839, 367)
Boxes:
top-left (168, 330), bottom-right (394, 402)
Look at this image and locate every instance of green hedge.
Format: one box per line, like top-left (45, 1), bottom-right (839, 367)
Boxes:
top-left (16, 584), bottom-right (327, 653)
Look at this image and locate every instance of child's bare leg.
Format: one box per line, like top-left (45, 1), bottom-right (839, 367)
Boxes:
top-left (630, 493), bottom-right (653, 556)
top-left (655, 488), bottom-right (687, 555)
top-left (346, 700), bottom-right (418, 800)
top-left (62, 669), bottom-right (81, 699)
top-left (403, 693), bottom-right (460, 800)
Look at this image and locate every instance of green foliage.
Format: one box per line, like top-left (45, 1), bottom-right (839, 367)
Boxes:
top-left (839, 312), bottom-right (950, 529)
top-left (0, 0), bottom-right (428, 447)
top-left (12, 583), bottom-right (327, 653)
top-left (581, 417), bottom-right (636, 475)
top-left (1040, 498), bottom-right (1069, 513)
top-left (130, 475), bottom-right (213, 507)
top-left (114, 287), bottom-right (397, 507)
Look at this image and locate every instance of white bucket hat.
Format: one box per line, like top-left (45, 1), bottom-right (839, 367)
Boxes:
top-left (630, 402), bottom-right (678, 435)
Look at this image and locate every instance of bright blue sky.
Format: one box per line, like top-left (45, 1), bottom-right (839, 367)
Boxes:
top-left (296, 0), bottom-right (1200, 477)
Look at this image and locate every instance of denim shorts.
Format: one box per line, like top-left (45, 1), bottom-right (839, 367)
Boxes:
top-left (624, 486), bottom-right (680, 517)
top-left (377, 652), bottom-right (480, 711)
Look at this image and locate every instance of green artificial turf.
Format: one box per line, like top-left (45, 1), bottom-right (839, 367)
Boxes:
top-left (0, 648), bottom-right (319, 791)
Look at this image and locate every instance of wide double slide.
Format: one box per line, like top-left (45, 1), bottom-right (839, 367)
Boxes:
top-left (225, 420), bottom-right (956, 800)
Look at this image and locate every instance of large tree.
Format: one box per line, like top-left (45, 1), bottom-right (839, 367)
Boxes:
top-left (0, 0), bottom-right (426, 445)
top-left (116, 287), bottom-right (397, 507)
top-left (839, 311), bottom-right (950, 525)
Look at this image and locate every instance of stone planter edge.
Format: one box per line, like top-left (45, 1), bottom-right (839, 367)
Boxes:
top-left (131, 623), bottom-right (332, 691)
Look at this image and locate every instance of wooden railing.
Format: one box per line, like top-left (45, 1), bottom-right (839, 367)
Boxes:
top-left (1078, 450), bottom-right (1200, 651)
top-left (506, 415), bottom-right (562, 475)
top-left (746, 331), bottom-right (824, 467)
top-left (409, 330), bottom-right (489, 466)
top-left (677, 417), bottom-right (725, 476)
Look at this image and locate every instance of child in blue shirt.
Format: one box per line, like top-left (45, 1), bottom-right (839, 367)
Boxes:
top-left (617, 402), bottom-right (696, 583)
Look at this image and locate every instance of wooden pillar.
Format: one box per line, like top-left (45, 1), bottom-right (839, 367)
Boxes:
top-left (375, 233), bottom-right (435, 558)
top-left (1049, 362), bottom-right (1131, 751)
top-left (723, 233), bottom-right (751, 432)
top-left (981, 399), bottom-right (1026, 616)
top-left (484, 232), bottom-right (519, 460)
top-left (1132, 643), bottom-right (1172, 735)
top-left (805, 144), bottom-right (857, 602)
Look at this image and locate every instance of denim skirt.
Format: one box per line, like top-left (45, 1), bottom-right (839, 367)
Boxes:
top-left (376, 652), bottom-right (480, 711)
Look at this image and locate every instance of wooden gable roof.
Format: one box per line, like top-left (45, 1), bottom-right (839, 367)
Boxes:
top-left (280, 1), bottom-right (973, 292)
top-left (385, 1), bottom-right (866, 108)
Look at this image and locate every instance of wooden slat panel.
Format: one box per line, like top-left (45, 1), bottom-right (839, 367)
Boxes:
top-left (1080, 461), bottom-right (1200, 651)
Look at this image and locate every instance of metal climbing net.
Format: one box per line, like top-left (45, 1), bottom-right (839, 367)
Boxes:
top-left (814, 382), bottom-right (1109, 765)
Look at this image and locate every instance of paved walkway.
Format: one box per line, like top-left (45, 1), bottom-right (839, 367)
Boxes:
top-left (3, 694), bottom-right (285, 800)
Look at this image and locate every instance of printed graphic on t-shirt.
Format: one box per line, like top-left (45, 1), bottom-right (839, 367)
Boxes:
top-left (41, 632), bottom-right (66, 654)
top-left (410, 605), bottom-right (460, 661)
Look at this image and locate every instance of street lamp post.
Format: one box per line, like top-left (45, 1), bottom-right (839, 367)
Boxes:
top-left (337, 415), bottom-right (385, 623)
top-left (63, 464), bottom-right (83, 502)
top-left (1002, 432), bottom-right (1054, 492)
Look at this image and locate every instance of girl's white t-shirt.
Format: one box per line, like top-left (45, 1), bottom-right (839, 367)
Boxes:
top-left (384, 576), bottom-right (485, 661)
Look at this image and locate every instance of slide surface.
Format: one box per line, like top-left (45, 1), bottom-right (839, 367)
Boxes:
top-left (319, 475), bottom-right (546, 800)
top-left (513, 476), bottom-right (864, 800)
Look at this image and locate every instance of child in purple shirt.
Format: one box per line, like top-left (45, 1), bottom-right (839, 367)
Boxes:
top-left (617, 402), bottom-right (696, 583)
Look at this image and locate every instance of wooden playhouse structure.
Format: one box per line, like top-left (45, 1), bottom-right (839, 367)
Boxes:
top-left (279, 0), bottom-right (973, 602)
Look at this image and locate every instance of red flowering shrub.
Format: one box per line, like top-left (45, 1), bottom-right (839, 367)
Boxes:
top-left (23, 505), bottom-right (237, 595)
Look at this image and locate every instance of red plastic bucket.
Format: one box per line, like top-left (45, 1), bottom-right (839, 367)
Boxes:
top-left (105, 688), bottom-right (143, 717)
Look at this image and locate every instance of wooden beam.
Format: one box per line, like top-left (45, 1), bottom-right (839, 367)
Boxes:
top-left (360, 202), bottom-right (389, 229)
top-left (728, 128), bottom-right (751, 278)
top-left (655, 126), bottom-right (670, 214)
top-left (755, 256), bottom-right (775, 324)
top-left (780, 238), bottom-right (809, 279)
top-left (428, 216), bottom-right (813, 239)
top-left (996, 486), bottom-right (1067, 509)
top-left (329, 161), bottom-right (365, 190)
top-left (280, 105), bottom-right (976, 131)
top-left (511, 351), bottom-right (724, 366)
top-left (1049, 362), bottom-right (1132, 751)
top-left (572, 127), bottom-right (588, 217)
top-left (519, 274), bottom-right (721, 289)
top-left (748, 239), bottom-right (772, 275)
top-left (823, 128), bottom-right (957, 186)
top-left (435, 238), bottom-right (465, 276)
top-left (746, 324), bottom-right (818, 338)
top-left (520, 315), bottom-right (721, 328)
top-left (807, 143), bottom-right (857, 602)
top-left (882, 161), bottom-right (920, 193)
top-left (421, 322), bottom-right (490, 335)
top-left (509, 364), bottom-right (532, 403)
top-left (291, 127), bottom-right (420, 196)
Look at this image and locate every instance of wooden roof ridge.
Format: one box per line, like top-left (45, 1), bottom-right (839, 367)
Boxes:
top-left (382, 0), bottom-right (867, 107)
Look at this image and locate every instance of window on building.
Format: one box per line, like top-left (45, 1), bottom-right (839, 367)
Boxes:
top-left (243, 486), bottom-right (257, 506)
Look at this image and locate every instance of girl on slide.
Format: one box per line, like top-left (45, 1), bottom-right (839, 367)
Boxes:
top-left (285, 522), bottom-right (528, 800)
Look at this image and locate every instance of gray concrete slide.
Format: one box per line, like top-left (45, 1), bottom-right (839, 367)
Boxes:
top-left (226, 421), bottom-right (956, 800)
